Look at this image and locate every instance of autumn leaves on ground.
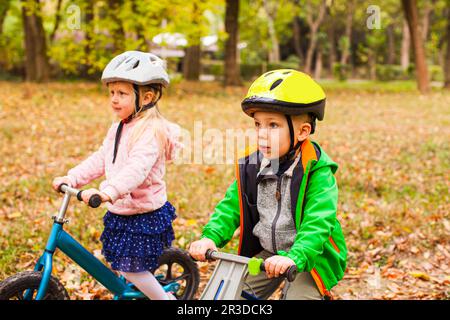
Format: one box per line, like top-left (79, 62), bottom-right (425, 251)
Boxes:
top-left (0, 80), bottom-right (448, 300)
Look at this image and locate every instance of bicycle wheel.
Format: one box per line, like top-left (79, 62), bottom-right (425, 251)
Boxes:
top-left (0, 271), bottom-right (70, 300)
top-left (152, 247), bottom-right (200, 300)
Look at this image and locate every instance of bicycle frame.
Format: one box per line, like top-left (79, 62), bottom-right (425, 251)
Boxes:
top-left (200, 251), bottom-right (294, 300)
top-left (29, 187), bottom-right (179, 300)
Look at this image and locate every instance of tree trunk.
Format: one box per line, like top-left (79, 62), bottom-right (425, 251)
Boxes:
top-left (340, 0), bottom-right (354, 65)
top-left (22, 0), bottom-right (51, 82)
top-left (224, 0), bottom-right (241, 86)
top-left (421, 0), bottom-right (433, 41)
top-left (183, 2), bottom-right (202, 81)
top-left (444, 7), bottom-right (450, 89)
top-left (326, 8), bottom-right (336, 75)
top-left (0, 1), bottom-right (11, 71)
top-left (0, 1), bottom-right (11, 36)
top-left (401, 18), bottom-right (410, 70)
top-left (314, 48), bottom-right (322, 79)
top-left (293, 16), bottom-right (303, 66)
top-left (402, 0), bottom-right (429, 93)
top-left (131, 0), bottom-right (146, 51)
top-left (108, 0), bottom-right (125, 52)
top-left (263, 0), bottom-right (280, 64)
top-left (50, 0), bottom-right (62, 42)
top-left (81, 0), bottom-right (94, 78)
top-left (183, 44), bottom-right (201, 80)
top-left (387, 24), bottom-right (396, 64)
top-left (368, 51), bottom-right (376, 80)
top-left (304, 0), bottom-right (327, 75)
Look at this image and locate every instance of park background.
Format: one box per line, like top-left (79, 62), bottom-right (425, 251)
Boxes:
top-left (0, 0), bottom-right (449, 299)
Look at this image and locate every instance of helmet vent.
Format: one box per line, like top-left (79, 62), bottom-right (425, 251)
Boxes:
top-left (282, 71), bottom-right (291, 75)
top-left (270, 78), bottom-right (283, 90)
top-left (264, 71), bottom-right (275, 77)
top-left (132, 60), bottom-right (140, 69)
top-left (114, 56), bottom-right (128, 69)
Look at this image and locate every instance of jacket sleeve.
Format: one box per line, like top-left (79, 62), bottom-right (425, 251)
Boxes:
top-left (67, 136), bottom-right (108, 189)
top-left (201, 180), bottom-right (241, 248)
top-left (100, 129), bottom-right (159, 203)
top-left (278, 165), bottom-right (338, 272)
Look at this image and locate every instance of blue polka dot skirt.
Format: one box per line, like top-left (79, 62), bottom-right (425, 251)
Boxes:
top-left (100, 201), bottom-right (177, 273)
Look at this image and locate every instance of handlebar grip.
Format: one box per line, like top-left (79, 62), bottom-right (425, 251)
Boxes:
top-left (205, 249), bottom-right (216, 261)
top-left (76, 191), bottom-right (102, 208)
top-left (58, 183), bottom-right (68, 193)
top-left (260, 262), bottom-right (298, 282)
top-left (88, 194), bottom-right (102, 208)
top-left (285, 265), bottom-right (298, 282)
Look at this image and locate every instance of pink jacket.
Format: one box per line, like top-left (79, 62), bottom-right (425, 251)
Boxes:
top-left (67, 118), bottom-right (182, 215)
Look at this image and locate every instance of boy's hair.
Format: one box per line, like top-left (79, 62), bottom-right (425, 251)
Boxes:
top-left (292, 112), bottom-right (316, 133)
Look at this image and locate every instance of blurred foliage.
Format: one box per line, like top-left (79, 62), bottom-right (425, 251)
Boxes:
top-left (0, 0), bottom-right (448, 82)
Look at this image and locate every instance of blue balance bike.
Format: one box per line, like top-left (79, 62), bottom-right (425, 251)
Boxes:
top-left (0, 184), bottom-right (199, 300)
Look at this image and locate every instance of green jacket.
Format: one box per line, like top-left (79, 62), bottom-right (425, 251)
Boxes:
top-left (202, 139), bottom-right (347, 296)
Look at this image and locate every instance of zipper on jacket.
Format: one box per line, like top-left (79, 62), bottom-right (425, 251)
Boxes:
top-left (271, 177), bottom-right (283, 253)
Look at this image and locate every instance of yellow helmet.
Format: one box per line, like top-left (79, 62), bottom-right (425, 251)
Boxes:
top-left (241, 69), bottom-right (326, 120)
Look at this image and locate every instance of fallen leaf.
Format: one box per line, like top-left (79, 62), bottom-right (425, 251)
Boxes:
top-left (410, 271), bottom-right (430, 281)
top-left (387, 282), bottom-right (401, 293)
top-left (7, 212), bottom-right (22, 219)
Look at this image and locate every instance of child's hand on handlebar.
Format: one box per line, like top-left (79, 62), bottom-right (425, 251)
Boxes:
top-left (264, 255), bottom-right (296, 279)
top-left (189, 238), bottom-right (217, 261)
top-left (52, 176), bottom-right (72, 191)
top-left (81, 188), bottom-right (111, 205)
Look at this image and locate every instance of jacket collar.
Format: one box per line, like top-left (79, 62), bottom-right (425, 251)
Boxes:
top-left (256, 153), bottom-right (301, 183)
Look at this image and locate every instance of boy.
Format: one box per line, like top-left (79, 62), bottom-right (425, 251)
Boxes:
top-left (189, 70), bottom-right (347, 299)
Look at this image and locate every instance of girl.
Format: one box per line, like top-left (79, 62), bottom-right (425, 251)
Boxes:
top-left (52, 51), bottom-right (181, 300)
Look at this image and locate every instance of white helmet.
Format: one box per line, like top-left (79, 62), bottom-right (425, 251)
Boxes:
top-left (101, 51), bottom-right (170, 87)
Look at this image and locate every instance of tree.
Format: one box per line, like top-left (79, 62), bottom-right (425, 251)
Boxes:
top-left (324, 5), bottom-right (336, 75)
top-left (420, 0), bottom-right (434, 41)
top-left (107, 0), bottom-right (126, 53)
top-left (444, 6), bottom-right (450, 89)
top-left (314, 38), bottom-right (323, 79)
top-left (401, 18), bottom-right (411, 70)
top-left (302, 0), bottom-right (327, 75)
top-left (21, 0), bottom-right (51, 82)
top-left (263, 0), bottom-right (280, 63)
top-left (292, 14), bottom-right (304, 65)
top-left (183, 45), bottom-right (201, 80)
top-left (224, 0), bottom-right (241, 86)
top-left (386, 23), bottom-right (396, 64)
top-left (81, 0), bottom-right (95, 77)
top-left (50, 0), bottom-right (63, 42)
top-left (183, 1), bottom-right (203, 80)
top-left (182, 1), bottom-right (203, 81)
top-left (0, 1), bottom-right (11, 36)
top-left (0, 0), bottom-right (12, 72)
top-left (339, 0), bottom-right (355, 65)
top-left (402, 0), bottom-right (430, 93)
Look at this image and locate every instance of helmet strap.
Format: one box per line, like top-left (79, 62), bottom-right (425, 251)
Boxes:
top-left (310, 114), bottom-right (316, 134)
top-left (131, 83), bottom-right (162, 119)
top-left (278, 115), bottom-right (301, 163)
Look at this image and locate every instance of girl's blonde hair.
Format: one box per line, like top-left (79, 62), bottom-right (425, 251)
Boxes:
top-left (126, 84), bottom-right (170, 157)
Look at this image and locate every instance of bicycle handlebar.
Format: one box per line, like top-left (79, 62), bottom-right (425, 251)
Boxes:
top-left (58, 183), bottom-right (102, 208)
top-left (204, 249), bottom-right (298, 282)
top-left (260, 261), bottom-right (297, 282)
